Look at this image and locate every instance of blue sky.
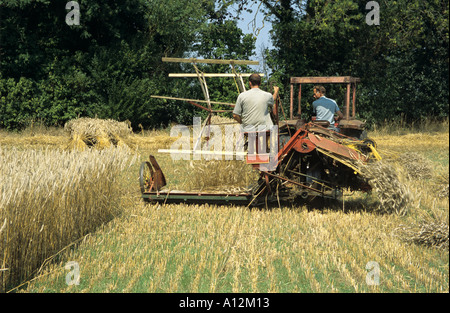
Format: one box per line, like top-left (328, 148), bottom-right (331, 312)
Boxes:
top-left (234, 4), bottom-right (274, 73)
top-left (236, 9), bottom-right (273, 51)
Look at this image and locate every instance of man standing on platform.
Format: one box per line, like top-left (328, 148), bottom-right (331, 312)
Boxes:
top-left (233, 73), bottom-right (279, 132)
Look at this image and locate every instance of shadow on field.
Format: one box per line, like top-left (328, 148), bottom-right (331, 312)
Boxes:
top-left (249, 193), bottom-right (385, 215)
top-left (141, 191), bottom-right (390, 216)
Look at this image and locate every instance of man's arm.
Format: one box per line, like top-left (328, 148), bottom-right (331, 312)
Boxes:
top-left (233, 94), bottom-right (243, 124)
top-left (272, 86), bottom-right (279, 101)
top-left (271, 86), bottom-right (279, 117)
top-left (333, 101), bottom-right (344, 121)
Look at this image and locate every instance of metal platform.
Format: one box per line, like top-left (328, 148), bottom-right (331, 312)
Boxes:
top-left (142, 190), bottom-right (253, 205)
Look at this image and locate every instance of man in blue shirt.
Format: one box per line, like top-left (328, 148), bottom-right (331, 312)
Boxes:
top-left (312, 85), bottom-right (344, 132)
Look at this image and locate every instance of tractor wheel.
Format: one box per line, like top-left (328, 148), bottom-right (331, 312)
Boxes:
top-left (139, 161), bottom-right (153, 194)
top-left (363, 138), bottom-right (377, 148)
top-left (358, 130), bottom-right (368, 140)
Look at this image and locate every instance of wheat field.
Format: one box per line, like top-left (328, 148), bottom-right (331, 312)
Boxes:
top-left (0, 144), bottom-right (136, 292)
top-left (0, 119), bottom-right (448, 293)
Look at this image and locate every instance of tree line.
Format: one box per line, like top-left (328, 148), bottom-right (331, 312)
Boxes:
top-left (0, 0), bottom-right (448, 130)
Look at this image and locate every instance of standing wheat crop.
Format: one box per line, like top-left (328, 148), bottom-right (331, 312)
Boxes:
top-left (0, 146), bottom-right (135, 292)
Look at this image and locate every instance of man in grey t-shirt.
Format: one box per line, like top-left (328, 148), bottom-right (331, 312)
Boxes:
top-left (233, 74), bottom-right (279, 132)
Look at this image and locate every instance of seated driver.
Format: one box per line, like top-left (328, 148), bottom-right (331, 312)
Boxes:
top-left (312, 85), bottom-right (344, 132)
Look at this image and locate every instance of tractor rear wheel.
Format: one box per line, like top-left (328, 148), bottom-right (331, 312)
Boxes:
top-left (139, 161), bottom-right (153, 194)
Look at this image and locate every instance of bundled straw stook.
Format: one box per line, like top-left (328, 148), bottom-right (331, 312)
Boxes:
top-left (434, 169), bottom-right (449, 199)
top-left (399, 152), bottom-right (434, 180)
top-left (360, 161), bottom-right (413, 216)
top-left (396, 221), bottom-right (449, 251)
top-left (64, 117), bottom-right (133, 150)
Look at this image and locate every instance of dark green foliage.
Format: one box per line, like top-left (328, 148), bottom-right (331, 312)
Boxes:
top-left (0, 76), bottom-right (37, 130)
top-left (0, 0), bottom-right (213, 130)
top-left (248, 0), bottom-right (449, 125)
top-left (1, 0), bottom-right (448, 130)
top-left (193, 20), bottom-right (256, 114)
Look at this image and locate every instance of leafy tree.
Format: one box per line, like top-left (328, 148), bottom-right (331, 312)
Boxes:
top-left (232, 0), bottom-right (449, 124)
top-left (0, 0), bottom-right (211, 129)
top-left (150, 4), bottom-right (258, 124)
top-left (2, 0), bottom-right (446, 129)
top-left (193, 20), bottom-right (256, 112)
